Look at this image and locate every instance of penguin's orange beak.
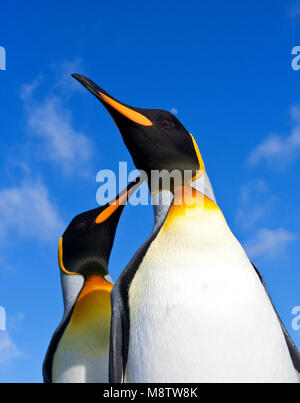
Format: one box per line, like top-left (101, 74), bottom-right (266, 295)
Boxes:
top-left (72, 74), bottom-right (153, 127)
top-left (95, 178), bottom-right (142, 224)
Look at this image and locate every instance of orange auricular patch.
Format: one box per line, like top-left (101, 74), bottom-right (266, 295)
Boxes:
top-left (70, 275), bottom-right (113, 328)
top-left (99, 92), bottom-right (153, 127)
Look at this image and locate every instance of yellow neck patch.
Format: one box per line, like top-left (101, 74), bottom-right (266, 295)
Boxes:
top-left (57, 237), bottom-right (113, 329)
top-left (189, 133), bottom-right (205, 182)
top-left (163, 185), bottom-right (221, 230)
top-left (70, 275), bottom-right (113, 328)
top-left (58, 237), bottom-right (76, 275)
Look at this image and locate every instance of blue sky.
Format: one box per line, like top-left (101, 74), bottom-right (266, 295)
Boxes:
top-left (0, 0), bottom-right (300, 382)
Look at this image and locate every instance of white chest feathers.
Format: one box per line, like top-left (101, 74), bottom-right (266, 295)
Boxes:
top-left (125, 192), bottom-right (297, 383)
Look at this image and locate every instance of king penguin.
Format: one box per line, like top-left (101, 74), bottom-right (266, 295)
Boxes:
top-left (43, 179), bottom-right (141, 383)
top-left (73, 74), bottom-right (300, 383)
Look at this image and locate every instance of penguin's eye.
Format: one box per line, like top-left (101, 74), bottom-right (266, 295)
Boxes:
top-left (160, 119), bottom-right (173, 129)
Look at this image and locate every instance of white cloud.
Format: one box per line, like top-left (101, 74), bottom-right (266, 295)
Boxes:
top-left (20, 77), bottom-right (41, 101)
top-left (289, 103), bottom-right (300, 122)
top-left (235, 179), bottom-right (276, 229)
top-left (244, 228), bottom-right (297, 260)
top-left (248, 105), bottom-right (300, 169)
top-left (248, 131), bottom-right (300, 168)
top-left (53, 58), bottom-right (84, 93)
top-left (20, 60), bottom-right (93, 176)
top-left (170, 107), bottom-right (179, 115)
top-left (7, 313), bottom-right (24, 332)
top-left (239, 179), bottom-right (268, 203)
top-left (0, 181), bottom-right (64, 242)
top-left (0, 332), bottom-right (21, 364)
top-left (25, 96), bottom-right (93, 175)
top-left (237, 204), bottom-right (266, 230)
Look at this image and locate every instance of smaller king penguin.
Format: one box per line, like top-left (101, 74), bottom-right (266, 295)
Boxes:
top-left (43, 178), bottom-right (141, 383)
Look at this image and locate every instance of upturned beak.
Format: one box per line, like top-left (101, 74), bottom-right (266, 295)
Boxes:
top-left (72, 74), bottom-right (153, 127)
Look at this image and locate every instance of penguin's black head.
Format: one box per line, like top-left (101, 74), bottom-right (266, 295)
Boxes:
top-left (72, 74), bottom-right (205, 192)
top-left (58, 178), bottom-right (140, 278)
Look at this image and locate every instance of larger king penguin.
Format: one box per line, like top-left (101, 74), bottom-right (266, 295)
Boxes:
top-left (43, 180), bottom-right (141, 383)
top-left (74, 74), bottom-right (300, 383)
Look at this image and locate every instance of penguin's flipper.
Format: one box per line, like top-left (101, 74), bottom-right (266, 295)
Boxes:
top-left (109, 286), bottom-right (124, 383)
top-left (252, 263), bottom-right (300, 373)
top-left (43, 316), bottom-right (71, 383)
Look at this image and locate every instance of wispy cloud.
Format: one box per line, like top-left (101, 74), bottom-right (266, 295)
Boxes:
top-left (0, 181), bottom-right (64, 243)
top-left (6, 313), bottom-right (24, 332)
top-left (170, 107), bottom-right (179, 115)
top-left (20, 60), bottom-right (93, 176)
top-left (25, 96), bottom-right (92, 175)
top-left (244, 228), bottom-right (297, 260)
top-left (0, 332), bottom-right (21, 364)
top-left (236, 179), bottom-right (277, 230)
top-left (247, 131), bottom-right (300, 168)
top-left (239, 179), bottom-right (268, 202)
top-left (20, 77), bottom-right (41, 101)
top-left (247, 105), bottom-right (300, 169)
top-left (52, 58), bottom-right (84, 93)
